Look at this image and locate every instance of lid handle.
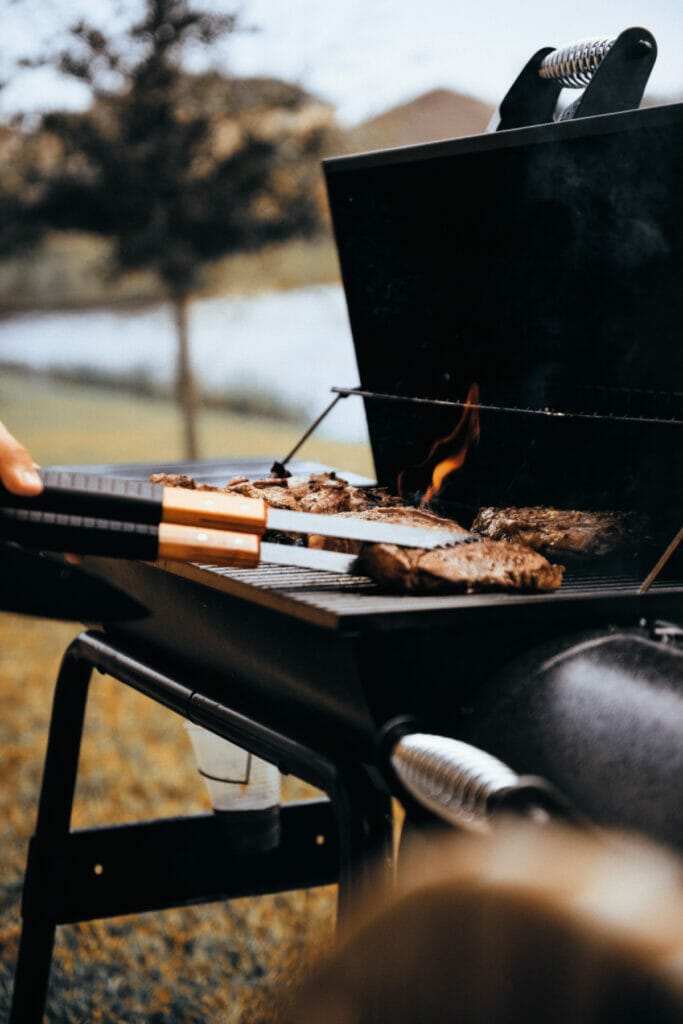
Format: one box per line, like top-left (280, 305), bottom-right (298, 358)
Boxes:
top-left (490, 26), bottom-right (657, 132)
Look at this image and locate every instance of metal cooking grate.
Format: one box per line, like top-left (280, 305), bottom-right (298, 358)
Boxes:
top-left (204, 563), bottom-right (377, 593)
top-left (174, 559), bottom-right (683, 631)
top-left (200, 561), bottom-right (683, 596)
top-left (75, 457), bottom-right (683, 629)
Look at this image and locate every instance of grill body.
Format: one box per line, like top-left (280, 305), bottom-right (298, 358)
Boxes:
top-left (76, 102), bottom-right (683, 844)
top-left (85, 459), bottom-right (683, 783)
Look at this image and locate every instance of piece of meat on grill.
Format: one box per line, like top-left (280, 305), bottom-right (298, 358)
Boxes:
top-left (150, 470), bottom-right (399, 515)
top-left (149, 471), bottom-right (562, 591)
top-left (149, 470), bottom-right (402, 544)
top-left (309, 507), bottom-right (562, 592)
top-left (472, 507), bottom-right (648, 557)
top-left (149, 473), bottom-right (219, 492)
top-left (149, 471), bottom-right (305, 520)
top-left (285, 473), bottom-right (401, 514)
top-left (358, 538), bottom-right (564, 594)
top-left (308, 505), bottom-right (468, 555)
top-left (221, 478), bottom-right (303, 511)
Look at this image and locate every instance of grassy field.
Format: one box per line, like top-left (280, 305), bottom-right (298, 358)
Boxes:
top-left (0, 370), bottom-right (372, 1022)
top-left (0, 368), bottom-right (374, 474)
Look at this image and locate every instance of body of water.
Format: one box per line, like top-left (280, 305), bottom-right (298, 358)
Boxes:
top-left (0, 284), bottom-right (369, 442)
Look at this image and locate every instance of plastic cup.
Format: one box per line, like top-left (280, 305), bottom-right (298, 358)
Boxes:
top-left (184, 722), bottom-right (281, 852)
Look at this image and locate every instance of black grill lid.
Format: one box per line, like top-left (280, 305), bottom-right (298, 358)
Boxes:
top-left (325, 103), bottom-right (683, 524)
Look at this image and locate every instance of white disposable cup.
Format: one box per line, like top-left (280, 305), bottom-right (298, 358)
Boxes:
top-left (184, 722), bottom-right (281, 812)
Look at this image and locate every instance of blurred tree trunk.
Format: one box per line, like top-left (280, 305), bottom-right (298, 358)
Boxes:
top-left (172, 293), bottom-right (198, 460)
top-left (25, 3), bottom-right (334, 469)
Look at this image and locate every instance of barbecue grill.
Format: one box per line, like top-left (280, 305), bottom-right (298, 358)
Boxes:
top-left (8, 29), bottom-right (683, 1022)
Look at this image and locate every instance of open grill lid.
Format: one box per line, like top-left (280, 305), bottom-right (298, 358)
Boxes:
top-left (324, 102), bottom-right (683, 533)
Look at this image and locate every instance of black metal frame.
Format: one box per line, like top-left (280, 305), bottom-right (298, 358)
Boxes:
top-left (9, 630), bottom-right (394, 1023)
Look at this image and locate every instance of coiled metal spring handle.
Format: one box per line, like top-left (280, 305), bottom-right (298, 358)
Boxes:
top-left (391, 733), bottom-right (565, 832)
top-left (492, 26), bottom-right (657, 131)
top-left (539, 37), bottom-right (616, 89)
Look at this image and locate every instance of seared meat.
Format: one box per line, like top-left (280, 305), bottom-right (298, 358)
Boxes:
top-left (309, 506), bottom-right (562, 592)
top-left (285, 473), bottom-right (401, 514)
top-left (223, 472), bottom-right (400, 515)
top-left (308, 506), bottom-right (468, 555)
top-left (150, 470), bottom-right (304, 512)
top-left (358, 538), bottom-right (564, 594)
top-left (220, 479), bottom-right (303, 511)
top-left (472, 507), bottom-right (647, 557)
top-left (149, 470), bottom-right (401, 522)
top-left (149, 471), bottom-right (563, 592)
top-left (149, 473), bottom-right (215, 491)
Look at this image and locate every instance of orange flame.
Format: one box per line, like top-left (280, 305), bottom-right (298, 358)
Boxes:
top-left (398, 383), bottom-right (480, 506)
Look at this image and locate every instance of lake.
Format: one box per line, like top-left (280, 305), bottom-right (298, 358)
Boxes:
top-left (0, 284), bottom-right (369, 442)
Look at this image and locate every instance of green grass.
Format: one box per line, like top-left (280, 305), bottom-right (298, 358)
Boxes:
top-left (0, 368), bottom-right (374, 476)
top-left (0, 368), bottom-right (362, 1022)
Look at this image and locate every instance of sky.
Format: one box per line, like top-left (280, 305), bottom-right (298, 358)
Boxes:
top-left (1, 0), bottom-right (682, 125)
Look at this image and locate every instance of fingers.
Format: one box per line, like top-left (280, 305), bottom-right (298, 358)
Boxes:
top-left (0, 421), bottom-right (42, 495)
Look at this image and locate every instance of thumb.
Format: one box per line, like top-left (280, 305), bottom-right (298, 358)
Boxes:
top-left (0, 421), bottom-right (42, 495)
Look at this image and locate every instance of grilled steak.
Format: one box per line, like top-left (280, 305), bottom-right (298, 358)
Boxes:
top-left (308, 506), bottom-right (563, 592)
top-left (287, 474), bottom-right (399, 514)
top-left (472, 507), bottom-right (647, 557)
top-left (149, 471), bottom-right (399, 515)
top-left (357, 538), bottom-right (564, 594)
top-left (150, 472), bottom-right (563, 592)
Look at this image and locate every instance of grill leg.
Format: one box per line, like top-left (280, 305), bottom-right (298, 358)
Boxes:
top-left (331, 765), bottom-right (394, 922)
top-left (9, 639), bottom-right (92, 1024)
top-left (9, 628), bottom-right (395, 1020)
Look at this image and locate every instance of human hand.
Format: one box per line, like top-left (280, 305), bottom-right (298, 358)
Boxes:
top-left (0, 420), bottom-right (42, 495)
top-left (0, 421), bottom-right (84, 563)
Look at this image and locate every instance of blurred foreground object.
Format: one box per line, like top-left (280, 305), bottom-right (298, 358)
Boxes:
top-left (292, 824), bottom-right (683, 1024)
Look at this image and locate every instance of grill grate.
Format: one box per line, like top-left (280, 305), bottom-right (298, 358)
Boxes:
top-left (69, 458), bottom-right (683, 631)
top-left (168, 559), bottom-right (683, 632)
top-left (203, 563), bottom-right (376, 593)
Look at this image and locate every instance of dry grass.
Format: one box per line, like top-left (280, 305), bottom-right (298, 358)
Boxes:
top-left (0, 370), bottom-right (368, 1021)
